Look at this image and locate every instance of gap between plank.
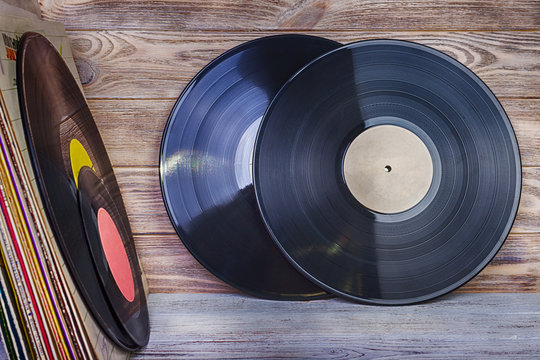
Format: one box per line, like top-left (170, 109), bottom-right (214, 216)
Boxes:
top-left (63, 28), bottom-right (540, 33)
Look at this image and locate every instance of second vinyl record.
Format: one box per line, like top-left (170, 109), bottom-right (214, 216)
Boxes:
top-left (160, 35), bottom-right (340, 299)
top-left (254, 40), bottom-right (521, 305)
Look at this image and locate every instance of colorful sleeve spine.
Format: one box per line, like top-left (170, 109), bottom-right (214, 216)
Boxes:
top-left (0, 11), bottom-right (131, 360)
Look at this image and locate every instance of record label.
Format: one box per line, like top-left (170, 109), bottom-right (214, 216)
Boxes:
top-left (343, 124), bottom-right (433, 213)
top-left (96, 208), bottom-right (135, 302)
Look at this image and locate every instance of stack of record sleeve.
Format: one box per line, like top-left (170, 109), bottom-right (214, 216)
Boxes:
top-left (0, 7), bottom-right (142, 359)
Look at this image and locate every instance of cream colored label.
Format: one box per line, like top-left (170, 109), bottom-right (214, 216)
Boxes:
top-left (343, 125), bottom-right (433, 214)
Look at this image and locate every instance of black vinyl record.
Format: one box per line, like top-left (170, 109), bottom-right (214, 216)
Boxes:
top-left (254, 40), bottom-right (521, 304)
top-left (160, 35), bottom-right (340, 300)
top-left (77, 166), bottom-right (149, 347)
top-left (17, 32), bottom-right (149, 348)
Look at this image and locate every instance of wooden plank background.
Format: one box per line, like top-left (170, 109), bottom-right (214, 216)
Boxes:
top-left (139, 293), bottom-right (540, 359)
top-left (37, 0), bottom-right (539, 357)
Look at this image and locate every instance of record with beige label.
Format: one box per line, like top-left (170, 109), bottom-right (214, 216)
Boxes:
top-left (254, 39), bottom-right (521, 304)
top-left (17, 32), bottom-right (149, 349)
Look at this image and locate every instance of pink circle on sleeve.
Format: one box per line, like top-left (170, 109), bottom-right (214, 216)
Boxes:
top-left (97, 208), bottom-right (135, 302)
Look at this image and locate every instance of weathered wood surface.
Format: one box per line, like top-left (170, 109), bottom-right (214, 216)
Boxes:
top-left (74, 29), bottom-right (539, 296)
top-left (131, 293), bottom-right (540, 359)
top-left (35, 0), bottom-right (540, 357)
top-left (39, 0), bottom-right (539, 298)
top-left (115, 166), bottom-right (539, 235)
top-left (133, 232), bottom-right (540, 294)
top-left (113, 165), bottom-right (540, 295)
top-left (70, 31), bottom-right (540, 99)
top-left (42, 2), bottom-right (538, 297)
top-left (40, 0), bottom-right (540, 31)
top-left (88, 98), bottom-right (540, 168)
top-left (0, 0), bottom-right (40, 17)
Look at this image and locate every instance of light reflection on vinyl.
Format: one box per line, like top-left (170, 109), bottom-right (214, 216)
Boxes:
top-left (254, 40), bottom-right (521, 305)
top-left (160, 35), bottom-right (341, 300)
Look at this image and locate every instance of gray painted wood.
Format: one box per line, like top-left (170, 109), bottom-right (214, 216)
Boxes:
top-left (133, 293), bottom-right (540, 359)
top-left (0, 0), bottom-right (40, 17)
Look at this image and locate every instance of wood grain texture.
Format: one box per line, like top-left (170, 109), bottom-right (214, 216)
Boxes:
top-left (115, 166), bottom-right (539, 235)
top-left (70, 31), bottom-right (540, 99)
top-left (133, 232), bottom-right (540, 294)
top-left (88, 98), bottom-right (540, 168)
top-left (40, 0), bottom-right (540, 31)
top-left (132, 293), bottom-right (540, 359)
top-left (120, 164), bottom-right (539, 294)
top-left (134, 235), bottom-right (236, 294)
top-left (34, 0), bottom-right (540, 357)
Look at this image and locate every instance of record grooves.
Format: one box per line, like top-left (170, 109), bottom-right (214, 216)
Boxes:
top-left (253, 39), bottom-right (521, 305)
top-left (160, 35), bottom-right (341, 300)
top-left (17, 33), bottom-right (149, 349)
top-left (12, 31), bottom-right (518, 351)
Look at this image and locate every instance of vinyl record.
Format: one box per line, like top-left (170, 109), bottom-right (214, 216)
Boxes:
top-left (17, 32), bottom-right (149, 349)
top-left (254, 39), bottom-right (521, 304)
top-left (77, 166), bottom-right (148, 347)
top-left (160, 35), bottom-right (340, 300)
